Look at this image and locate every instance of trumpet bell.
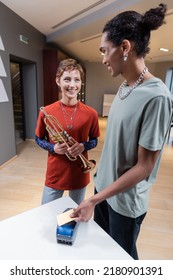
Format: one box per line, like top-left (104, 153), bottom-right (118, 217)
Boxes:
top-left (81, 159), bottom-right (96, 173)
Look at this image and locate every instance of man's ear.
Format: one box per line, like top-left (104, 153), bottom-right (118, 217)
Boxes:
top-left (121, 39), bottom-right (131, 55)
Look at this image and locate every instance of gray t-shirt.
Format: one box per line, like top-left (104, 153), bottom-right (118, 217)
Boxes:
top-left (94, 77), bottom-right (172, 218)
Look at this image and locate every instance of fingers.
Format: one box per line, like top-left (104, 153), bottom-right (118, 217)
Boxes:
top-left (70, 208), bottom-right (81, 221)
top-left (70, 213), bottom-right (80, 223)
top-left (54, 143), bottom-right (68, 154)
top-left (70, 209), bottom-right (77, 218)
top-left (68, 137), bottom-right (76, 145)
top-left (54, 139), bottom-right (83, 156)
top-left (70, 207), bottom-right (90, 223)
top-left (67, 141), bottom-right (84, 156)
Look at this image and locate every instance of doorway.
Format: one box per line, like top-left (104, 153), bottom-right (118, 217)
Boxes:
top-left (10, 61), bottom-right (25, 144)
top-left (10, 55), bottom-right (38, 149)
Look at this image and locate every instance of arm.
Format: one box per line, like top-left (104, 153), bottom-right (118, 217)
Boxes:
top-left (83, 137), bottom-right (98, 151)
top-left (35, 134), bottom-right (68, 155)
top-left (35, 134), bottom-right (55, 154)
top-left (71, 145), bottom-right (160, 221)
top-left (67, 137), bottom-right (98, 157)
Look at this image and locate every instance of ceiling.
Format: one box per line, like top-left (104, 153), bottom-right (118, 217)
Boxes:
top-left (1, 0), bottom-right (173, 63)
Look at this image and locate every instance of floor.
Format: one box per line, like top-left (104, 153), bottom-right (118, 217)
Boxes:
top-left (0, 117), bottom-right (173, 259)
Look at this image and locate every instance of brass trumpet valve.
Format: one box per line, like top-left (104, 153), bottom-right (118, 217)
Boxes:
top-left (46, 126), bottom-right (61, 143)
top-left (61, 130), bottom-right (70, 140)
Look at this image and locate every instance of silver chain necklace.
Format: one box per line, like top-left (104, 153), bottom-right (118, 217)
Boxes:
top-left (60, 102), bottom-right (78, 130)
top-left (118, 67), bottom-right (148, 100)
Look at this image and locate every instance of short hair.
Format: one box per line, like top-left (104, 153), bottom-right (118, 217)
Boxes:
top-left (103, 3), bottom-right (167, 57)
top-left (56, 58), bottom-right (84, 82)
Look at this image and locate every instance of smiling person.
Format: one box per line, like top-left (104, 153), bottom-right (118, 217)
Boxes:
top-left (70, 3), bottom-right (173, 259)
top-left (35, 58), bottom-right (100, 205)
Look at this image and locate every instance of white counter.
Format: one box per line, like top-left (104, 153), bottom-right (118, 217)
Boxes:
top-left (0, 196), bottom-right (132, 260)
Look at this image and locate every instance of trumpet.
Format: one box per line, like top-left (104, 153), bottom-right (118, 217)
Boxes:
top-left (40, 107), bottom-right (96, 173)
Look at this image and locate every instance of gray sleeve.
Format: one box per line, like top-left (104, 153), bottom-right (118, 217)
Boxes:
top-left (139, 96), bottom-right (172, 151)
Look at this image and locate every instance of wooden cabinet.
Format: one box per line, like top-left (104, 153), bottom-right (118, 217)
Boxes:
top-left (43, 49), bottom-right (67, 106)
top-left (43, 49), bottom-right (85, 106)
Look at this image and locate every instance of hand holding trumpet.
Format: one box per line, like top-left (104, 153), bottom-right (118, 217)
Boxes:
top-left (54, 137), bottom-right (85, 157)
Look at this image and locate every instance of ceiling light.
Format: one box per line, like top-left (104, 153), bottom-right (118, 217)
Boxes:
top-left (159, 48), bottom-right (169, 52)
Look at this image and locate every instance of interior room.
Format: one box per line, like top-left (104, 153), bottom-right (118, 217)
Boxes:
top-left (0, 0), bottom-right (173, 260)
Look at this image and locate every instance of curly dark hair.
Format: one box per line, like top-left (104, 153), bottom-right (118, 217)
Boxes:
top-left (103, 3), bottom-right (167, 57)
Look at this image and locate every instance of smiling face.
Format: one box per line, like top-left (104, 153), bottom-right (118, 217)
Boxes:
top-left (56, 69), bottom-right (82, 103)
top-left (100, 32), bottom-right (124, 77)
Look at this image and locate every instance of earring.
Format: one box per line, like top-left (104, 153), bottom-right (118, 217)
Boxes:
top-left (123, 54), bottom-right (128, 61)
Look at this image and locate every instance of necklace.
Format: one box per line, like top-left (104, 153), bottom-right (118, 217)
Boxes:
top-left (118, 67), bottom-right (148, 100)
top-left (60, 102), bottom-right (78, 130)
